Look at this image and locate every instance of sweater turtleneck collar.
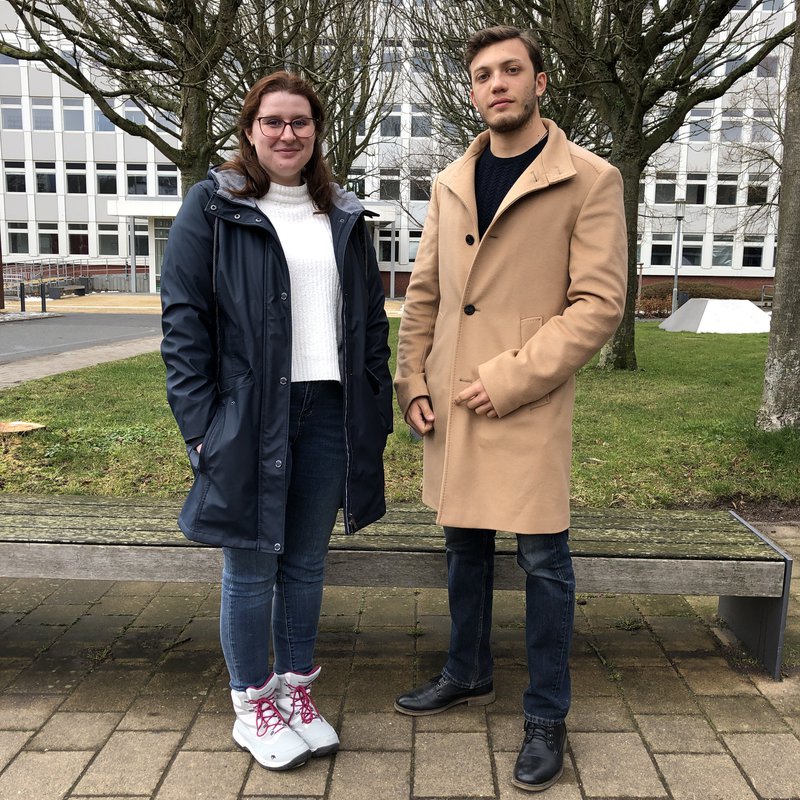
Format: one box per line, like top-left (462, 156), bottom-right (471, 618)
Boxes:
top-left (263, 181), bottom-right (312, 205)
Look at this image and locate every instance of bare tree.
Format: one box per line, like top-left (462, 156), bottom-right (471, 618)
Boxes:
top-left (757, 9), bottom-right (800, 432)
top-left (407, 0), bottom-right (793, 369)
top-left (0, 0), bottom-right (399, 191)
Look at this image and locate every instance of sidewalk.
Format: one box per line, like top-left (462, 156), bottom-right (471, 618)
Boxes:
top-left (1, 292), bottom-right (799, 798)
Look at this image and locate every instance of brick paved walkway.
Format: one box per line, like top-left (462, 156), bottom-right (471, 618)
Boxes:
top-left (1, 295), bottom-right (799, 798)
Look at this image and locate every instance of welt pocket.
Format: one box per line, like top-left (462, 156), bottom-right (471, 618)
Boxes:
top-left (219, 369), bottom-right (254, 394)
top-left (520, 316), bottom-right (543, 345)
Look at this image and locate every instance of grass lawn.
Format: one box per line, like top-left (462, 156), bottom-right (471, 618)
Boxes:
top-left (1, 321), bottom-right (798, 513)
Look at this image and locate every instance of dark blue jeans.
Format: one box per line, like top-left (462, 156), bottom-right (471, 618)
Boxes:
top-left (220, 381), bottom-right (345, 691)
top-left (441, 527), bottom-right (575, 725)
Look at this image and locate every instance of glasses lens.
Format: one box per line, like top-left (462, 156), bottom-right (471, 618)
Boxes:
top-left (291, 118), bottom-right (315, 137)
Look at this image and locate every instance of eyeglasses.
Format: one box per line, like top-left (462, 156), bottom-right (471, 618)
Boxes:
top-left (255, 116), bottom-right (316, 138)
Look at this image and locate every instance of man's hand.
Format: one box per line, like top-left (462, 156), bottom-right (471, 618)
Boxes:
top-left (454, 379), bottom-right (497, 418)
top-left (406, 396), bottom-right (435, 437)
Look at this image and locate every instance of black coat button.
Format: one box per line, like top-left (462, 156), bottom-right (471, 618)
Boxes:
top-left (465, 234), bottom-right (475, 245)
top-left (464, 304), bottom-right (476, 315)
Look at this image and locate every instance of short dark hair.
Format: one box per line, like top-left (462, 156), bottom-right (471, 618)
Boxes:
top-left (222, 71), bottom-right (333, 212)
top-left (464, 26), bottom-right (545, 75)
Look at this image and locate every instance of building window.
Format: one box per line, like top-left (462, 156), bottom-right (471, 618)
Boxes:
top-left (1, 96), bottom-right (23, 130)
top-left (758, 56), bottom-right (779, 78)
top-left (379, 169), bottom-right (400, 200)
top-left (124, 99), bottom-right (146, 125)
top-left (127, 164), bottom-right (148, 195)
top-left (8, 222), bottom-right (28, 253)
top-left (747, 176), bottom-right (768, 206)
top-left (724, 55), bottom-right (745, 75)
top-left (97, 163), bottom-right (118, 194)
top-left (382, 39), bottom-right (400, 72)
top-left (68, 224), bottom-right (89, 255)
top-left (712, 237), bottom-right (733, 267)
top-left (378, 229), bottom-right (399, 263)
top-left (410, 169), bottom-right (431, 201)
top-left (35, 162), bottom-right (57, 193)
top-left (681, 235), bottom-right (704, 267)
top-left (157, 164), bottom-right (178, 196)
top-left (654, 173), bottom-right (676, 204)
top-left (4, 161), bottom-right (25, 192)
top-left (409, 230), bottom-right (423, 262)
top-left (0, 54), bottom-right (19, 65)
top-left (715, 174), bottom-right (738, 205)
top-left (411, 105), bottom-right (431, 137)
top-left (685, 173), bottom-right (706, 204)
top-left (751, 109), bottom-right (775, 142)
top-left (62, 98), bottom-right (84, 131)
top-left (380, 105), bottom-right (401, 137)
top-left (94, 107), bottom-right (115, 132)
top-left (31, 98), bottom-right (54, 131)
top-left (134, 223), bottom-right (149, 256)
top-left (651, 234), bottom-right (673, 266)
top-left (412, 40), bottom-right (432, 73)
top-left (38, 223), bottom-right (59, 255)
top-left (98, 223), bottom-right (120, 256)
top-left (742, 238), bottom-right (763, 267)
top-left (689, 108), bottom-right (712, 141)
top-left (66, 162), bottom-right (87, 194)
top-left (346, 168), bottom-right (365, 198)
top-left (720, 110), bottom-right (743, 143)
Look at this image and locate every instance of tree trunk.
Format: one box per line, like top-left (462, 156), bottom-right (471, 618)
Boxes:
top-left (757, 10), bottom-right (800, 432)
top-left (597, 155), bottom-right (641, 370)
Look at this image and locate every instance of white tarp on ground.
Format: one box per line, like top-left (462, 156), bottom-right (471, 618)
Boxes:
top-left (659, 298), bottom-right (771, 333)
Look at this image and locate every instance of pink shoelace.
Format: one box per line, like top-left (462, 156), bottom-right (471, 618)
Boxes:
top-left (286, 682), bottom-right (321, 725)
top-left (250, 694), bottom-right (286, 737)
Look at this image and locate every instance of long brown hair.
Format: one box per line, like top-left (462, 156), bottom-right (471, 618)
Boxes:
top-left (221, 71), bottom-right (333, 212)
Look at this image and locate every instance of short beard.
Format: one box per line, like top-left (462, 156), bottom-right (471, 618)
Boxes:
top-left (486, 98), bottom-right (537, 134)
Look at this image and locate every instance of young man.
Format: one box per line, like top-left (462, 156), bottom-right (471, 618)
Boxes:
top-left (393, 26), bottom-right (628, 792)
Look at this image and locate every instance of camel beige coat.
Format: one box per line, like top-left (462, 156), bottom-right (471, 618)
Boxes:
top-left (394, 120), bottom-right (628, 534)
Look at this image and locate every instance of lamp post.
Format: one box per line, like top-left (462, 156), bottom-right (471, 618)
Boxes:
top-left (670, 196), bottom-right (686, 315)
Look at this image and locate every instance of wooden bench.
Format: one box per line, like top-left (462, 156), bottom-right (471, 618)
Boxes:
top-left (0, 494), bottom-right (791, 679)
top-left (47, 284), bottom-right (86, 300)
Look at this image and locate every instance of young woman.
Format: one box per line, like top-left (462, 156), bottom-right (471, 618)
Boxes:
top-left (161, 72), bottom-right (392, 770)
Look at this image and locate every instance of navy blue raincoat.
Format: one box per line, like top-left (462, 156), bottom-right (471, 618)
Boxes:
top-left (161, 168), bottom-right (392, 552)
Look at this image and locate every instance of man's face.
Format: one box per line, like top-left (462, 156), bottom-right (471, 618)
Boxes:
top-left (469, 38), bottom-right (547, 134)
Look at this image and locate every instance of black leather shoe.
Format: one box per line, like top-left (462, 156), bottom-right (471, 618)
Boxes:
top-left (512, 720), bottom-right (567, 792)
top-left (394, 674), bottom-right (495, 716)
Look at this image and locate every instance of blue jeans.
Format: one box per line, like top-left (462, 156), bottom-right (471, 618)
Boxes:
top-left (220, 381), bottom-right (345, 691)
top-left (441, 527), bottom-right (575, 725)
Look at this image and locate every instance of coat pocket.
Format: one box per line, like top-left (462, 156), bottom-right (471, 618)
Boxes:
top-left (520, 316), bottom-right (551, 410)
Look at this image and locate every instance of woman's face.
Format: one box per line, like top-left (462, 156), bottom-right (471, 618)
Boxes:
top-left (246, 91), bottom-right (316, 186)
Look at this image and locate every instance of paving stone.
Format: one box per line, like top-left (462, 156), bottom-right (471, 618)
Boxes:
top-left (42, 581), bottom-right (112, 605)
top-left (414, 731), bottom-right (494, 797)
top-left (494, 750), bottom-right (581, 799)
top-left (89, 595), bottom-right (153, 616)
top-left (103, 581), bottom-right (163, 597)
top-left (414, 704), bottom-right (489, 732)
top-left (750, 672), bottom-right (800, 714)
top-left (28, 711), bottom-right (122, 751)
top-left (328, 750), bottom-right (410, 800)
top-left (0, 693), bottom-right (63, 729)
top-left (0, 730), bottom-right (31, 770)
top-left (5, 655), bottom-right (91, 693)
top-left (73, 730), bottom-right (182, 795)
top-left (338, 711), bottom-right (412, 751)
top-left (244, 751), bottom-right (330, 796)
top-left (698, 695), bottom-right (790, 732)
top-left (786, 715), bottom-right (800, 736)
top-left (118, 693), bottom-right (202, 730)
top-left (415, 587), bottom-right (449, 616)
top-left (0, 612), bottom-right (22, 634)
top-left (133, 595), bottom-right (204, 627)
top-left (1, 622), bottom-right (68, 655)
top-left (22, 604), bottom-right (92, 625)
top-left (569, 732), bottom-right (666, 797)
top-left (635, 713), bottom-right (723, 753)
top-left (570, 657), bottom-right (621, 696)
top-left (647, 616), bottom-right (722, 653)
top-left (109, 626), bottom-right (184, 661)
top-left (635, 594), bottom-right (696, 616)
top-left (674, 657), bottom-right (759, 696)
top-left (580, 594), bottom-right (642, 620)
top-left (655, 753), bottom-right (756, 799)
top-left (320, 586), bottom-right (364, 617)
top-left (359, 588), bottom-right (416, 626)
top-left (60, 666), bottom-right (152, 712)
top-left (156, 582), bottom-right (213, 598)
top-left (724, 733), bottom-right (800, 798)
top-left (156, 750), bottom-right (250, 799)
top-left (492, 590), bottom-right (526, 626)
top-left (616, 666), bottom-right (698, 714)
top-left (589, 628), bottom-right (671, 665)
top-left (0, 750), bottom-right (93, 800)
top-left (343, 667), bottom-right (411, 712)
top-left (488, 715), bottom-right (526, 751)
top-left (318, 614), bottom-right (359, 632)
top-left (568, 695), bottom-right (634, 731)
top-left (414, 615), bottom-right (452, 650)
top-left (183, 712), bottom-right (237, 751)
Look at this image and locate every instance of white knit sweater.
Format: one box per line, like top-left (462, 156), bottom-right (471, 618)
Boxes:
top-left (256, 183), bottom-right (341, 383)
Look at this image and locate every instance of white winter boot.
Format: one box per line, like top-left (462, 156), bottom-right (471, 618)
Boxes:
top-left (276, 666), bottom-right (340, 756)
top-left (231, 673), bottom-right (310, 770)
